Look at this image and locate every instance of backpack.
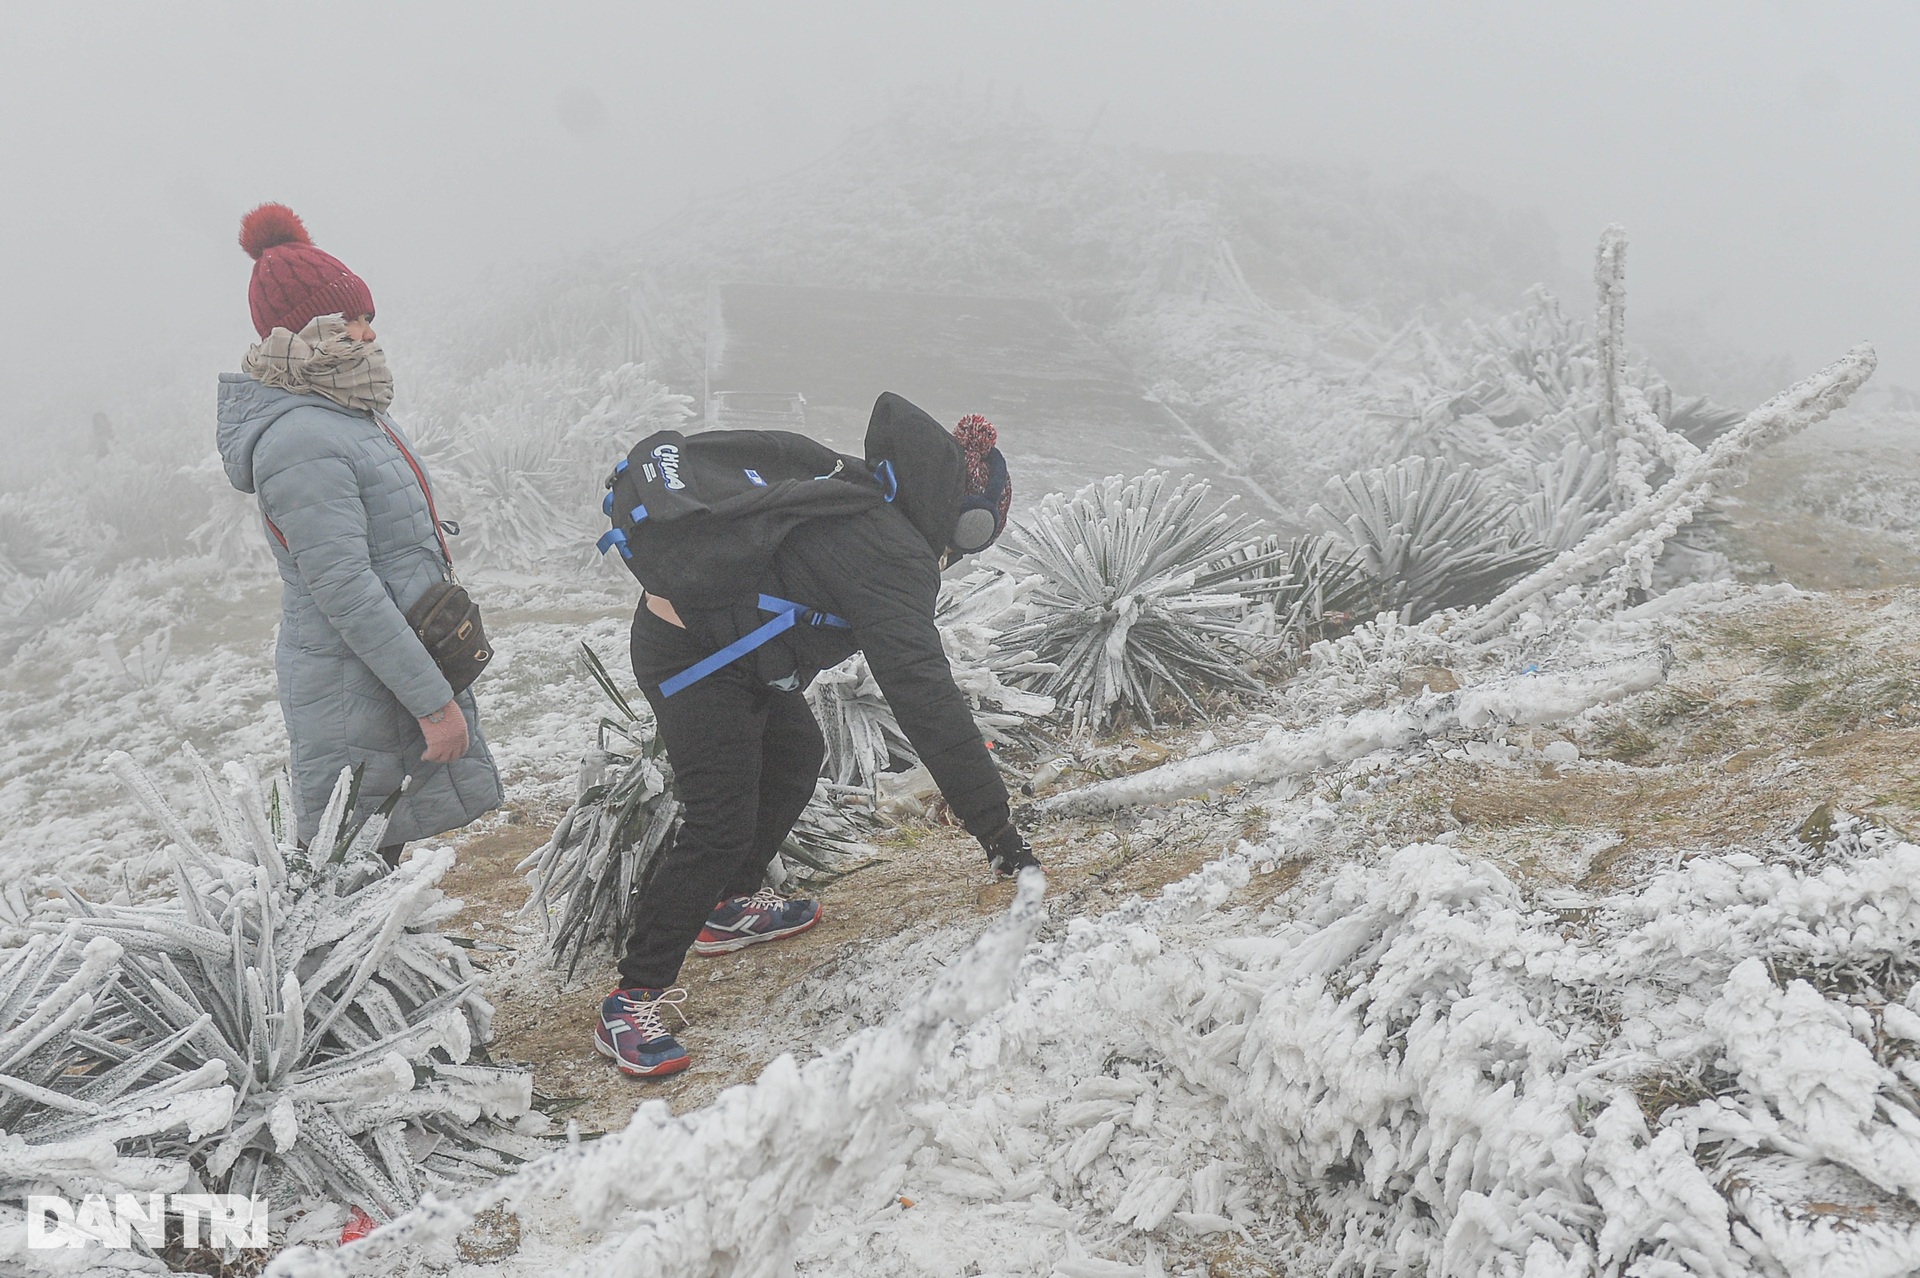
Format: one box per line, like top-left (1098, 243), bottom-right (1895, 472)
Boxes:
top-left (596, 427), bottom-right (881, 608)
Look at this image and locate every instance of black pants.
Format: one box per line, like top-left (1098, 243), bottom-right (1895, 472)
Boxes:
top-left (617, 605), bottom-right (825, 989)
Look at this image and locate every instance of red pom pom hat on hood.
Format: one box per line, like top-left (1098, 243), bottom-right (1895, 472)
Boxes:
top-left (238, 203), bottom-right (374, 338)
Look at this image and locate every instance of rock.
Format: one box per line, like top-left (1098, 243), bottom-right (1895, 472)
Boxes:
top-left (1795, 801), bottom-right (1837, 850)
top-left (456, 1204), bottom-right (522, 1264)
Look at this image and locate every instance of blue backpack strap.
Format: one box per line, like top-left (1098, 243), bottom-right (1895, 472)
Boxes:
top-left (759, 593), bottom-right (849, 630)
top-left (658, 595), bottom-right (848, 697)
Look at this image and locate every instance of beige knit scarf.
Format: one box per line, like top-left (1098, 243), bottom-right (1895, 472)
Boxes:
top-left (243, 314), bottom-right (394, 414)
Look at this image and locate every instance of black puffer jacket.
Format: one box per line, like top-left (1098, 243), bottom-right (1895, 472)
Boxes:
top-left (673, 501), bottom-right (1009, 840)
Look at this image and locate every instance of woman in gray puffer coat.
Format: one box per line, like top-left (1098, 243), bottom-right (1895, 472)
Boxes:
top-left (216, 204), bottom-right (501, 855)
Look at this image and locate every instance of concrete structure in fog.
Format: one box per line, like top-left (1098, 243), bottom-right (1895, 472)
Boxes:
top-left (703, 282), bottom-right (1284, 520)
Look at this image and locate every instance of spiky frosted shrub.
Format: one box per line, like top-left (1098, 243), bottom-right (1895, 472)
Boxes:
top-left (1511, 435), bottom-right (1614, 556)
top-left (1314, 456), bottom-right (1547, 621)
top-left (808, 657), bottom-right (910, 789)
top-left (995, 472), bottom-right (1269, 730)
top-left (0, 564), bottom-right (98, 660)
top-left (85, 454), bottom-right (202, 564)
top-left (522, 753), bottom-right (874, 978)
top-left (520, 731), bottom-right (681, 980)
top-left (409, 360), bottom-right (693, 573)
top-left (806, 614), bottom-right (1055, 791)
top-left (439, 415), bottom-right (575, 570)
top-left (0, 931), bottom-right (235, 1264)
top-left (0, 492), bottom-right (70, 580)
top-left (1213, 532), bottom-right (1373, 655)
top-left (18, 749), bottom-right (543, 1228)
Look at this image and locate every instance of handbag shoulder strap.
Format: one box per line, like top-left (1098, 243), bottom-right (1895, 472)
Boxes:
top-left (375, 413), bottom-right (456, 578)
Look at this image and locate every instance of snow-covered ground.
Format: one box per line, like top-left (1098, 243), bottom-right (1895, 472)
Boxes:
top-left (247, 577), bottom-right (1920, 1278)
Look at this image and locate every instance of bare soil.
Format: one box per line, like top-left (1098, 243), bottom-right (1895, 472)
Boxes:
top-left (439, 776), bottom-right (1246, 1132)
top-left (1358, 588), bottom-right (1920, 889)
top-left (1722, 420), bottom-right (1920, 591)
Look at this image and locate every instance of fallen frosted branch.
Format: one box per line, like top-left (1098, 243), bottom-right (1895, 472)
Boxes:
top-left (1464, 342), bottom-right (1876, 642)
top-left (1041, 651), bottom-right (1668, 816)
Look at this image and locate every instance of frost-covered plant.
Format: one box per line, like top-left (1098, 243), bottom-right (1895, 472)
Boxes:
top-left (995, 472), bottom-right (1276, 731)
top-left (191, 458), bottom-right (271, 568)
top-left (86, 454), bottom-right (202, 565)
top-left (409, 360), bottom-right (693, 573)
top-left (0, 932), bottom-right (236, 1270)
top-left (0, 493), bottom-right (70, 580)
top-left (1325, 229), bottom-right (1758, 618)
top-left (1313, 456), bottom-right (1547, 621)
top-left (806, 606), bottom-right (1057, 790)
top-left (1211, 532), bottom-right (1372, 655)
top-left (807, 657), bottom-right (910, 790)
top-left (935, 569), bottom-right (1059, 743)
top-left (1509, 432), bottom-right (1614, 556)
top-left (100, 628), bottom-right (172, 692)
top-left (520, 722), bottom-right (682, 980)
top-left (26, 748), bottom-right (542, 1226)
top-left (440, 415), bottom-right (575, 570)
top-left (0, 564), bottom-right (98, 659)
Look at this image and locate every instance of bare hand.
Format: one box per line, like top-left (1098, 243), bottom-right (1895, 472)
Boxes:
top-left (419, 700), bottom-right (470, 763)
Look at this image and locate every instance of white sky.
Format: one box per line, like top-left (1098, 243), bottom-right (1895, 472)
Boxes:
top-left (2, 1), bottom-right (1914, 433)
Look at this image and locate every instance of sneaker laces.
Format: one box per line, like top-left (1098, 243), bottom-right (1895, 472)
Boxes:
top-left (616, 987), bottom-right (689, 1037)
top-left (740, 888), bottom-right (789, 910)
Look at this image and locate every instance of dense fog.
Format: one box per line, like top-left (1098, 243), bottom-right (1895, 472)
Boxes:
top-left (11, 10), bottom-right (1920, 1272)
top-left (2, 2), bottom-right (1916, 444)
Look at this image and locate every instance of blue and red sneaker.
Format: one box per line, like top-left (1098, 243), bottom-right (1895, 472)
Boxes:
top-left (693, 888), bottom-right (822, 955)
top-left (594, 987), bottom-right (691, 1078)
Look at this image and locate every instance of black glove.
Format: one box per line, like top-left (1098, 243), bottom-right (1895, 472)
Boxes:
top-left (981, 822), bottom-right (1040, 878)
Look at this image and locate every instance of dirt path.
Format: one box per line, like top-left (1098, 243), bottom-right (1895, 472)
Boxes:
top-left (439, 775), bottom-right (1251, 1133)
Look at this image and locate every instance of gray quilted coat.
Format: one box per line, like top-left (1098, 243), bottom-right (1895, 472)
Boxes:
top-left (216, 374), bottom-right (502, 846)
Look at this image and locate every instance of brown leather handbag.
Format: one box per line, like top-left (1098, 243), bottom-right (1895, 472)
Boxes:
top-left (406, 580), bottom-right (491, 695)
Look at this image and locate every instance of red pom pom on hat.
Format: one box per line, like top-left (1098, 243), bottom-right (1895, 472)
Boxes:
top-left (953, 414), bottom-right (997, 492)
top-left (954, 413), bottom-right (1012, 534)
top-left (238, 203), bottom-right (311, 260)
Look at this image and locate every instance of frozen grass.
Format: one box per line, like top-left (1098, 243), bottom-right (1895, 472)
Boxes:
top-left (265, 789), bottom-right (1920, 1278)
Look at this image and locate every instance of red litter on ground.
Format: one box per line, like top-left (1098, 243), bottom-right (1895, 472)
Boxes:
top-left (340, 1205), bottom-right (376, 1244)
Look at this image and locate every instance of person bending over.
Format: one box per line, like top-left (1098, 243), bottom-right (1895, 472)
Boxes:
top-left (594, 395), bottom-right (1038, 1078)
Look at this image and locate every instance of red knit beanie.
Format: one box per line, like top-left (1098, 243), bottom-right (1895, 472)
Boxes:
top-left (239, 204), bottom-right (375, 338)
